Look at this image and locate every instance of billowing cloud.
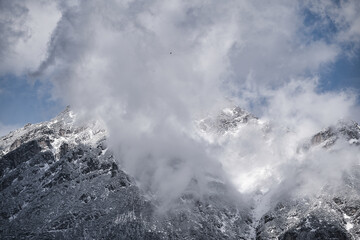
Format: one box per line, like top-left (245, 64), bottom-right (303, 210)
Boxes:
top-left (212, 79), bottom-right (359, 194)
top-left (3, 0), bottom-right (360, 203)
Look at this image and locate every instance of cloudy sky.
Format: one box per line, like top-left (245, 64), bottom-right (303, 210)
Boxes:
top-left (0, 0), bottom-right (359, 132)
top-left (1, 0), bottom-right (360, 201)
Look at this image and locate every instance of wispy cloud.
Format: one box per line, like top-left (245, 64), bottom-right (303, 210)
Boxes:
top-left (0, 0), bottom-right (60, 75)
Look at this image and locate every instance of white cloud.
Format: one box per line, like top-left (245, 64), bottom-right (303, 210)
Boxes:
top-left (213, 78), bottom-right (360, 197)
top-left (0, 0), bottom-right (61, 75)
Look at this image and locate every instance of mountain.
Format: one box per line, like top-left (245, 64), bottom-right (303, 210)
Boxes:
top-left (1, 107), bottom-right (359, 239)
top-left (255, 120), bottom-right (360, 240)
top-left (198, 107), bottom-right (360, 239)
top-left (0, 108), bottom-right (251, 239)
top-left (198, 107), bottom-right (259, 135)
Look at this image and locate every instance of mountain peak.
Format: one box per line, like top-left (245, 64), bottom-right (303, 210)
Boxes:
top-left (310, 120), bottom-right (360, 147)
top-left (198, 106), bottom-right (259, 134)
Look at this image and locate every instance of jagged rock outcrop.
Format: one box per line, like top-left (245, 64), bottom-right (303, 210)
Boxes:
top-left (309, 121), bottom-right (360, 148)
top-left (198, 107), bottom-right (259, 135)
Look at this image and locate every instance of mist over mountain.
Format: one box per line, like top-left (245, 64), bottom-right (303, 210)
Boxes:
top-left (1, 107), bottom-right (360, 239)
top-left (1, 0), bottom-right (360, 239)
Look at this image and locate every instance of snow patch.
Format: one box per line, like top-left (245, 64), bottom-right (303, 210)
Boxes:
top-left (222, 108), bottom-right (234, 116)
top-left (346, 222), bottom-right (354, 231)
top-left (343, 214), bottom-right (354, 231)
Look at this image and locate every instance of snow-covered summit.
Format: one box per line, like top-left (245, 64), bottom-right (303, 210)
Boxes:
top-left (298, 120), bottom-right (360, 150)
top-left (0, 106), bottom-right (105, 159)
top-left (198, 106), bottom-right (259, 134)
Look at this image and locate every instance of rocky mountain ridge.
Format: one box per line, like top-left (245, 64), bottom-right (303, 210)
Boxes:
top-left (1, 107), bottom-right (360, 239)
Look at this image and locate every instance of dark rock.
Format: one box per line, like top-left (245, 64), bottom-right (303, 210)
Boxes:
top-left (279, 215), bottom-right (351, 240)
top-left (0, 140), bottom-right (42, 177)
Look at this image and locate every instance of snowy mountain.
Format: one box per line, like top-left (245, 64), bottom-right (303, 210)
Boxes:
top-left (1, 107), bottom-right (359, 239)
top-left (199, 107), bottom-right (360, 240)
top-left (255, 120), bottom-right (360, 240)
top-left (0, 107), bottom-right (251, 239)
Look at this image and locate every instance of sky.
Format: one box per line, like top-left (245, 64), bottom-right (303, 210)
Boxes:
top-left (1, 0), bottom-right (360, 203)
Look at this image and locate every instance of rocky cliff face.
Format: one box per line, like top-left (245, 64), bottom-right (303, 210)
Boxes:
top-left (1, 107), bottom-right (359, 239)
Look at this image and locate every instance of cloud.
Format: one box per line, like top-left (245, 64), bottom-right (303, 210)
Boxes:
top-left (0, 0), bottom-right (60, 76)
top-left (4, 0), bottom-right (360, 204)
top-left (264, 78), bottom-right (359, 131)
top-left (303, 0), bottom-right (360, 50)
top-left (212, 78), bottom-right (360, 197)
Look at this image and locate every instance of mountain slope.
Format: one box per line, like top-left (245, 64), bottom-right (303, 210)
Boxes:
top-left (1, 107), bottom-right (360, 239)
top-left (0, 108), bottom-right (252, 239)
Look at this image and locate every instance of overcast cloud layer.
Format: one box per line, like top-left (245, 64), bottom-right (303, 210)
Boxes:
top-left (1, 0), bottom-right (360, 205)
